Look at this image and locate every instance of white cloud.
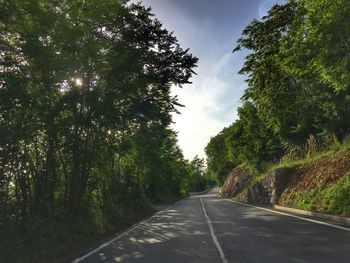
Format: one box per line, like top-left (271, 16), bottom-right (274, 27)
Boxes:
top-left (171, 53), bottom-right (243, 160)
top-left (132, 0), bottom-right (251, 161)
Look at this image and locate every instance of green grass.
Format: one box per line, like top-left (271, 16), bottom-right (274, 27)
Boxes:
top-left (268, 141), bottom-right (350, 172)
top-left (320, 173), bottom-right (350, 215)
top-left (283, 173), bottom-right (350, 216)
top-left (234, 145), bottom-right (343, 187)
top-left (228, 140), bottom-right (350, 217)
top-left (271, 151), bottom-right (332, 170)
top-left (264, 138), bottom-right (350, 173)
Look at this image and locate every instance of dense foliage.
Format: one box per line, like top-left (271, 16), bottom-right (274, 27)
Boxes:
top-left (206, 0), bottom-right (350, 183)
top-left (0, 0), bottom-right (208, 244)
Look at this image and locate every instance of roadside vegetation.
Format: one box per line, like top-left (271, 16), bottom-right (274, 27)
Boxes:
top-left (206, 0), bottom-right (350, 215)
top-left (0, 1), bottom-right (214, 262)
top-left (278, 150), bottom-right (350, 216)
top-left (282, 174), bottom-right (350, 216)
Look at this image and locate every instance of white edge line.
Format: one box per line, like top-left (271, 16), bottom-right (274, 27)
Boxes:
top-left (72, 199), bottom-right (185, 263)
top-left (225, 199), bottom-right (350, 232)
top-left (200, 197), bottom-right (228, 263)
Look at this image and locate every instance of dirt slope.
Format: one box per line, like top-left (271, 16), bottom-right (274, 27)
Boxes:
top-left (222, 150), bottom-right (350, 216)
top-left (279, 150), bottom-right (350, 216)
top-left (280, 151), bottom-right (350, 195)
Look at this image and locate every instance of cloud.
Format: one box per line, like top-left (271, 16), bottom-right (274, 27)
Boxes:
top-left (132, 0), bottom-right (255, 161)
top-left (171, 52), bottom-right (245, 160)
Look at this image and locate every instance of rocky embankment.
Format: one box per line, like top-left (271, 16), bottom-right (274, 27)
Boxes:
top-left (221, 166), bottom-right (251, 198)
top-left (221, 150), bottom-right (350, 216)
top-left (222, 166), bottom-right (294, 205)
top-left (236, 168), bottom-right (294, 205)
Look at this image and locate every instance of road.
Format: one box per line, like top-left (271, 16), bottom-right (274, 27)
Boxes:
top-left (73, 188), bottom-right (350, 263)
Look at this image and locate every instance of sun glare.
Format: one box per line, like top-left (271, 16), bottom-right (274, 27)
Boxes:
top-left (75, 78), bottom-right (83, 86)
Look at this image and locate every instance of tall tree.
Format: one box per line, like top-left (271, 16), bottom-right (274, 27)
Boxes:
top-left (0, 0), bottom-right (198, 220)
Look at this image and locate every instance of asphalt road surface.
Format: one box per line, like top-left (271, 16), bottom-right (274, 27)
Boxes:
top-left (73, 188), bottom-right (350, 263)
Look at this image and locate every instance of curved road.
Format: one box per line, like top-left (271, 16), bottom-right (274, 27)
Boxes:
top-left (73, 188), bottom-right (350, 263)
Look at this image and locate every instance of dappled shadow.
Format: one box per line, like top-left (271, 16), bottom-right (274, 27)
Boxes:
top-left (82, 197), bottom-right (221, 263)
top-left (78, 194), bottom-right (350, 263)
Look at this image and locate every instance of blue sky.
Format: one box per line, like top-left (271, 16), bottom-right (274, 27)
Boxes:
top-left (134, 0), bottom-right (285, 160)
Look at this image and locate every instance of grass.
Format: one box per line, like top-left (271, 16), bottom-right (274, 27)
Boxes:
top-left (229, 154), bottom-right (326, 198)
top-left (283, 173), bottom-right (350, 216)
top-left (272, 143), bottom-right (350, 217)
top-left (267, 139), bottom-right (350, 172)
top-left (235, 139), bottom-right (350, 190)
top-left (268, 150), bottom-right (333, 170)
top-left (233, 139), bottom-right (350, 217)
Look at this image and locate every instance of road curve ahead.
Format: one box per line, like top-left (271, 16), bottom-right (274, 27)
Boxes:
top-left (73, 188), bottom-right (350, 263)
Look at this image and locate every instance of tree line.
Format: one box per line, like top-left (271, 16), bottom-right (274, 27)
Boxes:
top-left (206, 0), bottom-right (350, 183)
top-left (0, 0), bottom-right (213, 228)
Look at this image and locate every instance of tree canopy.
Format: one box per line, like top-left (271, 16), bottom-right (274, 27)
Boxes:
top-left (206, 0), bottom-right (350, 181)
top-left (0, 0), bottom-right (203, 226)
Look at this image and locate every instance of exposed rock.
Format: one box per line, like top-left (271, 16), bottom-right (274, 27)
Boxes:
top-left (221, 167), bottom-right (251, 198)
top-left (231, 150), bottom-right (350, 216)
top-left (236, 168), bottom-right (294, 205)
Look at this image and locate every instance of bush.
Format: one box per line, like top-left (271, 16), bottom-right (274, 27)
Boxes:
top-left (288, 174), bottom-right (350, 216)
top-left (321, 174), bottom-right (350, 216)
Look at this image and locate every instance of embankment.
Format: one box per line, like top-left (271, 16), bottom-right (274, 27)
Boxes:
top-left (222, 150), bottom-right (350, 217)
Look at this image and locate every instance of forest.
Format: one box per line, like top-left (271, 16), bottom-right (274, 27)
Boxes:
top-left (0, 1), bottom-right (213, 261)
top-left (206, 0), bottom-right (350, 183)
top-left (2, 0), bottom-right (350, 261)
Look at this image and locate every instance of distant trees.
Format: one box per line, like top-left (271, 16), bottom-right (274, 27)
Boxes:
top-left (186, 156), bottom-right (215, 192)
top-left (206, 0), bottom-right (350, 181)
top-left (205, 130), bottom-right (233, 184)
top-left (0, 0), bottom-right (199, 223)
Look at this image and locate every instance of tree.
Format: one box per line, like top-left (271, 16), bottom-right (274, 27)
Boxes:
top-left (225, 102), bottom-right (282, 170)
top-left (297, 0), bottom-right (350, 92)
top-left (0, 0), bottom-right (198, 221)
top-left (206, 0), bottom-right (350, 179)
top-left (205, 131), bottom-right (233, 185)
top-left (233, 3), bottom-right (312, 146)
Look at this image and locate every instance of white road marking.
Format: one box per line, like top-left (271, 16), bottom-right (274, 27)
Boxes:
top-left (72, 199), bottom-right (184, 263)
top-left (200, 197), bottom-right (228, 263)
top-left (225, 199), bottom-right (350, 232)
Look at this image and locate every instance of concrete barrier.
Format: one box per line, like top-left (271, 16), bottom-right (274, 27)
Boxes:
top-left (274, 205), bottom-right (350, 225)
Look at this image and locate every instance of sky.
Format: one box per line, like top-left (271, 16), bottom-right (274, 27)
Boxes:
top-left (134, 0), bottom-right (285, 160)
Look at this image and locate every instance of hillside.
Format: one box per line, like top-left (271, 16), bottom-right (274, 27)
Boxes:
top-left (279, 151), bottom-right (350, 216)
top-left (221, 150), bottom-right (350, 217)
